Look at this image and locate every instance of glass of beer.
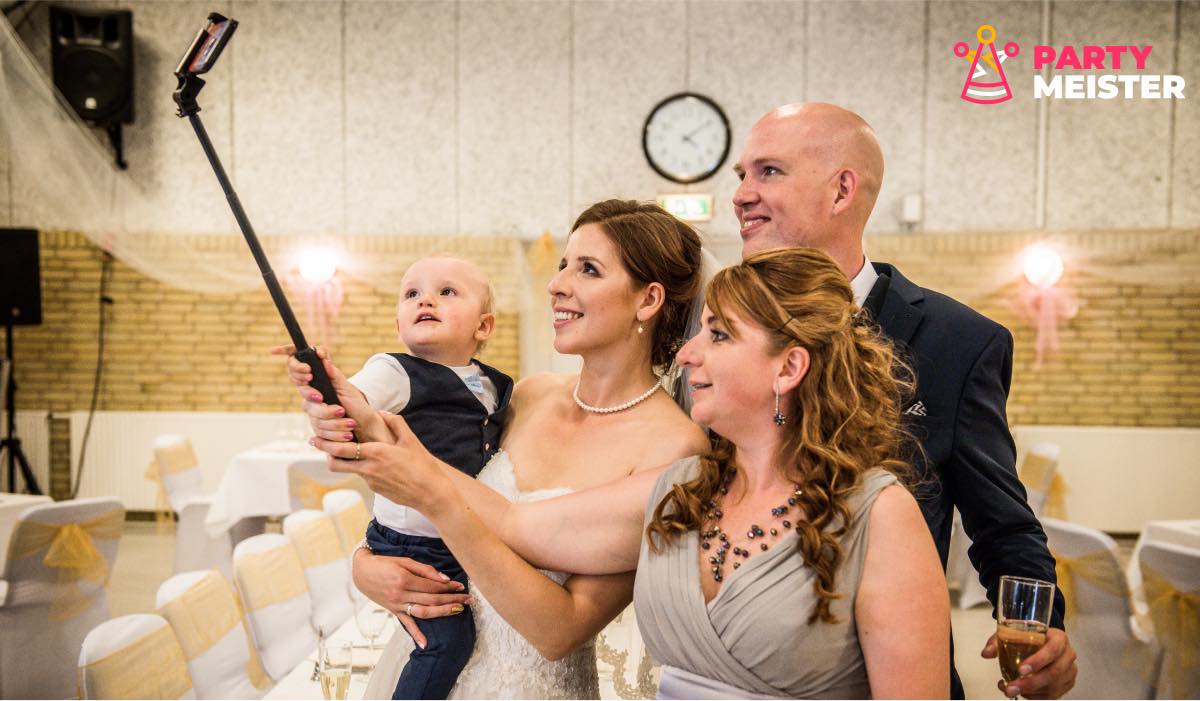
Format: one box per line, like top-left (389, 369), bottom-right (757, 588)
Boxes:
top-left (996, 575), bottom-right (1055, 689)
top-left (319, 640), bottom-right (352, 700)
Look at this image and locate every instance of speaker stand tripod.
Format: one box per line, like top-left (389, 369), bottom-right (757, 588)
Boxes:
top-left (1, 323), bottom-right (42, 495)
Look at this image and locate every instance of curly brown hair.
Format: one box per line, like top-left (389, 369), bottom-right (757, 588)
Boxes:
top-left (571, 200), bottom-right (703, 367)
top-left (646, 247), bottom-right (917, 624)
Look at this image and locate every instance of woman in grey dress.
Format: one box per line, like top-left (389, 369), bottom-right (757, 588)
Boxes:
top-left (317, 247), bottom-right (950, 698)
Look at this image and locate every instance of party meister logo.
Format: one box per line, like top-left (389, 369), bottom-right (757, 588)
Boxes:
top-left (953, 24), bottom-right (1186, 103)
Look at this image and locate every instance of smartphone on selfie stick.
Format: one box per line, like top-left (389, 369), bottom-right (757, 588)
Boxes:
top-left (173, 13), bottom-right (340, 408)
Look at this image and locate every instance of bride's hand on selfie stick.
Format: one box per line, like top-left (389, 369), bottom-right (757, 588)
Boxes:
top-left (269, 344), bottom-right (388, 443)
top-left (314, 412), bottom-right (453, 516)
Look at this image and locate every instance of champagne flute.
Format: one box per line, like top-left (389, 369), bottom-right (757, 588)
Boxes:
top-left (996, 575), bottom-right (1055, 695)
top-left (355, 602), bottom-right (390, 653)
top-left (320, 641), bottom-right (352, 700)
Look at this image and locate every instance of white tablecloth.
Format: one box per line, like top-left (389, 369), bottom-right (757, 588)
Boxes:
top-left (263, 615), bottom-right (390, 700)
top-left (204, 439), bottom-right (328, 536)
top-left (0, 493), bottom-right (51, 570)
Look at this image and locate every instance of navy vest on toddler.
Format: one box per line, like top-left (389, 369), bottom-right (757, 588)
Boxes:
top-left (389, 353), bottom-right (513, 478)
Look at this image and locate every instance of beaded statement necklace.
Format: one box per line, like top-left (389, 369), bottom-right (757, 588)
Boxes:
top-left (699, 467), bottom-right (804, 583)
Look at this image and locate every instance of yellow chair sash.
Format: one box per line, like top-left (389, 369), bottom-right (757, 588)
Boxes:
top-left (237, 606), bottom-right (272, 689)
top-left (1019, 453), bottom-right (1067, 518)
top-left (236, 544), bottom-right (308, 612)
top-left (290, 471), bottom-right (360, 510)
top-left (289, 517), bottom-right (344, 569)
top-left (158, 572), bottom-right (241, 661)
top-left (153, 441), bottom-right (199, 474)
top-left (81, 623), bottom-right (193, 700)
top-left (332, 501), bottom-right (371, 555)
top-left (159, 570), bottom-right (270, 690)
top-left (10, 509), bottom-right (124, 620)
top-left (144, 460), bottom-right (177, 535)
top-left (1142, 565), bottom-right (1200, 699)
top-left (144, 442), bottom-right (196, 532)
top-left (1052, 548), bottom-right (1127, 622)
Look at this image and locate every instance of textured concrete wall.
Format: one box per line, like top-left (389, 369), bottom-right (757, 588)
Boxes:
top-left (4, 1), bottom-right (1197, 238)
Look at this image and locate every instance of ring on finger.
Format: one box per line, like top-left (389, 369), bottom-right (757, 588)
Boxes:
top-left (354, 442), bottom-right (362, 461)
top-left (405, 603), bottom-right (414, 616)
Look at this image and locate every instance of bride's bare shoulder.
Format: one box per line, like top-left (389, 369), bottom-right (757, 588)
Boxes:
top-left (630, 395), bottom-right (710, 472)
top-left (511, 372), bottom-right (573, 411)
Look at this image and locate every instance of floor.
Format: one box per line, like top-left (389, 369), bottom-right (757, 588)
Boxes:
top-left (107, 522), bottom-right (1134, 699)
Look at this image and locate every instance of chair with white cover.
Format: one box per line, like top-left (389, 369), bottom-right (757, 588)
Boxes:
top-left (283, 509), bottom-right (355, 633)
top-left (156, 570), bottom-right (272, 699)
top-left (323, 488), bottom-right (372, 555)
top-left (78, 613), bottom-right (195, 699)
top-left (233, 534), bottom-right (317, 680)
top-left (1138, 541), bottom-right (1200, 700)
top-left (1018, 443), bottom-right (1062, 517)
top-left (150, 435), bottom-right (233, 578)
top-left (952, 444), bottom-right (1062, 610)
top-left (288, 458), bottom-right (373, 512)
top-left (1042, 518), bottom-right (1156, 699)
top-left (0, 497), bottom-right (124, 699)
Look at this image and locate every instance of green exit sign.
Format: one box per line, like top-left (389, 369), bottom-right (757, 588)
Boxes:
top-left (657, 194), bottom-right (713, 222)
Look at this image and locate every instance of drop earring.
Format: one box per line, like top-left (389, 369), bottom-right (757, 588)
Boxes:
top-left (773, 387), bottom-right (786, 426)
top-left (637, 324), bottom-right (644, 335)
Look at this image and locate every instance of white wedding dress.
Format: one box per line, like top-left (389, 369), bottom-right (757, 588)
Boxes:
top-left (363, 451), bottom-right (600, 699)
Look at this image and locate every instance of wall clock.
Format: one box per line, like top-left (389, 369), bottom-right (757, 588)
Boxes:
top-left (642, 92), bottom-right (731, 185)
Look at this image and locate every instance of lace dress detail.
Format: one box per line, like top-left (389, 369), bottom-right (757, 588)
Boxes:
top-left (364, 451), bottom-right (600, 699)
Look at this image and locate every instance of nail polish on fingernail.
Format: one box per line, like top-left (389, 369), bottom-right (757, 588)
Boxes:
top-left (347, 420), bottom-right (357, 428)
top-left (308, 438), bottom-right (316, 446)
top-left (438, 572), bottom-right (451, 581)
top-left (344, 433), bottom-right (354, 440)
top-left (1019, 665), bottom-right (1032, 676)
top-left (417, 641), bottom-right (426, 650)
top-left (1006, 687), bottom-right (1019, 697)
top-left (451, 605), bottom-right (464, 614)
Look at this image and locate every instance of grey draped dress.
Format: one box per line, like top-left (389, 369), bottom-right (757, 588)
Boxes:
top-left (633, 456), bottom-right (898, 699)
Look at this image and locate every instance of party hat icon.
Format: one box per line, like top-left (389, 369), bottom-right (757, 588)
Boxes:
top-left (954, 25), bottom-right (1020, 104)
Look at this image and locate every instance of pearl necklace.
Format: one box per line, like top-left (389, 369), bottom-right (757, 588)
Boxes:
top-left (572, 378), bottom-right (663, 414)
top-left (700, 467), bottom-right (804, 583)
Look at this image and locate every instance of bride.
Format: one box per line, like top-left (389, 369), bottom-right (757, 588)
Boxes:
top-left (290, 199), bottom-right (708, 698)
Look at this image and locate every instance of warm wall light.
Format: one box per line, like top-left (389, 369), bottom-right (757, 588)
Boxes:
top-left (1022, 244), bottom-right (1064, 288)
top-left (298, 247), bottom-right (337, 283)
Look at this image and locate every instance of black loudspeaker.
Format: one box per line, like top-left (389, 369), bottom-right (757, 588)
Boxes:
top-left (0, 229), bottom-right (43, 327)
top-left (50, 5), bottom-right (134, 128)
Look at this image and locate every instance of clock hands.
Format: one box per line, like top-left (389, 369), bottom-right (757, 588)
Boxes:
top-left (681, 120), bottom-right (713, 147)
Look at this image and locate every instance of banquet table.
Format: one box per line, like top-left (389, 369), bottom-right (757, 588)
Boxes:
top-left (203, 439), bottom-right (330, 536)
top-left (0, 493), bottom-right (52, 570)
top-left (264, 614), bottom-right (389, 700)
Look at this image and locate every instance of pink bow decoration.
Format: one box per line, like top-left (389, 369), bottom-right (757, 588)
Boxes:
top-left (1012, 283), bottom-right (1078, 370)
top-left (285, 272), bottom-right (344, 347)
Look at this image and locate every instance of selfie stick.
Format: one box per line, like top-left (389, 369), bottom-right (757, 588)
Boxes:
top-left (173, 13), bottom-right (338, 406)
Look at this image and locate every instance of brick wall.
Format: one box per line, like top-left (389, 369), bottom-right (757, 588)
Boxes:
top-left (10, 231), bottom-right (523, 497)
top-left (867, 230), bottom-right (1200, 427)
top-left (9, 229), bottom-right (1199, 496)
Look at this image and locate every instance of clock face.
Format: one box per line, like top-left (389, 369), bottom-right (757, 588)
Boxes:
top-left (643, 93), bottom-right (731, 185)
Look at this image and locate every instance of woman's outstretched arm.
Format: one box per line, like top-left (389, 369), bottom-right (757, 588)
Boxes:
top-left (320, 412), bottom-right (665, 659)
top-left (317, 411), bottom-right (664, 573)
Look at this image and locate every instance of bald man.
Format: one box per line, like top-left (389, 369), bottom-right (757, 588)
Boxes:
top-left (733, 103), bottom-right (1076, 700)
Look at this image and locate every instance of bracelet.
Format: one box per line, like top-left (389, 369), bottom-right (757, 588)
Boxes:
top-left (352, 538), bottom-right (372, 557)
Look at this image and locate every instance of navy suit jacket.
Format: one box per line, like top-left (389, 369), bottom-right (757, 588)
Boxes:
top-left (870, 262), bottom-right (1066, 696)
